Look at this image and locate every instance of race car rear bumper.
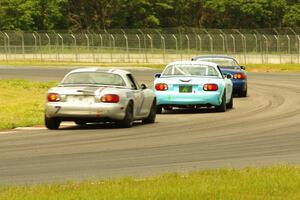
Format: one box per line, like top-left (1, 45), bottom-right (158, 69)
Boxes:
top-left (45, 102), bottom-right (126, 121)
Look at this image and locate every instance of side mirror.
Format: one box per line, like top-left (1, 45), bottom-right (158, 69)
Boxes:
top-left (240, 66), bottom-right (246, 70)
top-left (140, 83), bottom-right (148, 89)
top-left (224, 73), bottom-right (233, 79)
top-left (154, 73), bottom-right (161, 78)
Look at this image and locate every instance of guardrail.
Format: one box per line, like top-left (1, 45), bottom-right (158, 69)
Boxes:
top-left (0, 27), bottom-right (299, 64)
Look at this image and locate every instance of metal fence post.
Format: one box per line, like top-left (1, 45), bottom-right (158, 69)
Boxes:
top-left (121, 29), bottom-right (130, 62)
top-left (20, 31), bottom-right (25, 59)
top-left (204, 29), bottom-right (213, 53)
top-left (230, 34), bottom-right (235, 53)
top-left (235, 30), bottom-right (247, 64)
top-left (45, 33), bottom-right (50, 50)
top-left (138, 29), bottom-right (147, 63)
top-left (99, 34), bottom-right (103, 62)
top-left (34, 31), bottom-right (42, 61)
top-left (297, 35), bottom-right (300, 64)
top-left (156, 31), bottom-right (166, 63)
top-left (185, 34), bottom-right (190, 54)
top-left (136, 34), bottom-right (141, 53)
top-left (274, 35), bottom-right (281, 64)
top-left (219, 33), bottom-right (225, 53)
top-left (71, 34), bottom-right (78, 62)
top-left (147, 34), bottom-right (153, 53)
top-left (253, 33), bottom-right (258, 52)
top-left (110, 34), bottom-right (115, 63)
top-left (32, 33), bottom-right (37, 60)
top-left (262, 34), bottom-right (268, 64)
top-left (289, 28), bottom-right (297, 62)
top-left (172, 34), bottom-right (178, 54)
top-left (0, 31), bottom-right (7, 61)
top-left (57, 33), bottom-right (63, 61)
top-left (197, 34), bottom-right (202, 52)
top-left (286, 35), bottom-right (291, 63)
top-left (84, 33), bottom-right (90, 62)
top-left (85, 33), bottom-right (90, 51)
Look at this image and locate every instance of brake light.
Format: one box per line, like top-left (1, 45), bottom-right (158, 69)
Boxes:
top-left (203, 84), bottom-right (218, 91)
top-left (101, 94), bottom-right (120, 103)
top-left (234, 73), bottom-right (246, 79)
top-left (155, 83), bottom-right (168, 91)
top-left (47, 93), bottom-right (61, 102)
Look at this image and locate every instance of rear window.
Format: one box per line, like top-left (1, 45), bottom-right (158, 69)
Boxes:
top-left (62, 72), bottom-right (126, 86)
top-left (162, 64), bottom-right (220, 77)
top-left (196, 57), bottom-right (240, 69)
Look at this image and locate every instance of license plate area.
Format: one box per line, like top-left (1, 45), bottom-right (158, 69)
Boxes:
top-left (179, 85), bottom-right (192, 93)
top-left (67, 95), bottom-right (95, 104)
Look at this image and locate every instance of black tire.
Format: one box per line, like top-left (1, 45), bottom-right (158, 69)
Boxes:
top-left (215, 92), bottom-right (227, 112)
top-left (45, 115), bottom-right (61, 130)
top-left (226, 92), bottom-right (233, 109)
top-left (142, 99), bottom-right (156, 124)
top-left (75, 120), bottom-right (87, 126)
top-left (163, 106), bottom-right (173, 111)
top-left (156, 105), bottom-right (163, 114)
top-left (118, 101), bottom-right (134, 128)
top-left (239, 88), bottom-right (247, 97)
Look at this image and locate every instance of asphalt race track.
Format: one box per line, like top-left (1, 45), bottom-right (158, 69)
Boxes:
top-left (0, 66), bottom-right (300, 185)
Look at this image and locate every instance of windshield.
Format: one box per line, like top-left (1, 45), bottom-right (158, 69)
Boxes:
top-left (196, 58), bottom-right (240, 69)
top-left (62, 72), bottom-right (126, 86)
top-left (162, 64), bottom-right (220, 77)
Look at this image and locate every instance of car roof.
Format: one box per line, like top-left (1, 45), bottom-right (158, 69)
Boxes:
top-left (166, 60), bottom-right (219, 67)
top-left (192, 55), bottom-right (237, 61)
top-left (67, 67), bottom-right (131, 76)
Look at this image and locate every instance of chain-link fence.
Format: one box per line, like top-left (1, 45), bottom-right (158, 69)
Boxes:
top-left (0, 27), bottom-right (300, 64)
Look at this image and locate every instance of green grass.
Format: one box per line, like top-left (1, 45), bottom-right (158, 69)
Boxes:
top-left (0, 165), bottom-right (300, 199)
top-left (1, 60), bottom-right (300, 72)
top-left (0, 80), bottom-right (56, 129)
top-left (0, 60), bottom-right (165, 69)
top-left (246, 63), bottom-right (300, 72)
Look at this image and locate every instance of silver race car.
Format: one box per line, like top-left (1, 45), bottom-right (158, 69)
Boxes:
top-left (45, 68), bottom-right (156, 129)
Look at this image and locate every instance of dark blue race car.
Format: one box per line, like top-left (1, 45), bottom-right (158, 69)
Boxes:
top-left (192, 55), bottom-right (247, 97)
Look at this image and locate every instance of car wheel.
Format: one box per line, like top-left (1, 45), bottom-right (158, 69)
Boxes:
top-left (75, 120), bottom-right (87, 126)
top-left (239, 88), bottom-right (247, 97)
top-left (156, 105), bottom-right (162, 114)
top-left (45, 115), bottom-right (61, 130)
top-left (226, 93), bottom-right (233, 109)
top-left (215, 92), bottom-right (227, 112)
top-left (142, 99), bottom-right (156, 124)
top-left (118, 101), bottom-right (134, 128)
top-left (163, 106), bottom-right (173, 111)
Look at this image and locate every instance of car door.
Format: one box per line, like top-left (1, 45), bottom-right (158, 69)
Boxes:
top-left (126, 74), bottom-right (147, 117)
top-left (224, 77), bottom-right (233, 102)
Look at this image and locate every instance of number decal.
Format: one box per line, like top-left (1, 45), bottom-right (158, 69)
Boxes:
top-left (54, 106), bottom-right (61, 114)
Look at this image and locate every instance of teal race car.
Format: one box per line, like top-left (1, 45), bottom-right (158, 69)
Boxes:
top-left (154, 61), bottom-right (233, 113)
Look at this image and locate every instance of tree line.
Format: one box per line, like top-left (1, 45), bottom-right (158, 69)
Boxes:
top-left (0, 0), bottom-right (299, 31)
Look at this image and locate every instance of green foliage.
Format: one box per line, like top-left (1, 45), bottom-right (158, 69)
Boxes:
top-left (0, 0), bottom-right (299, 30)
top-left (283, 4), bottom-right (300, 27)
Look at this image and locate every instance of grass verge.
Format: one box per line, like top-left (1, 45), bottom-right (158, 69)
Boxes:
top-left (0, 60), bottom-right (165, 69)
top-left (245, 63), bottom-right (300, 72)
top-left (1, 60), bottom-right (300, 72)
top-left (0, 79), bottom-right (56, 129)
top-left (0, 165), bottom-right (300, 199)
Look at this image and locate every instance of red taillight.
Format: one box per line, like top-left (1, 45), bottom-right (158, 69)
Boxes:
top-left (47, 93), bottom-right (61, 102)
top-left (203, 84), bottom-right (218, 91)
top-left (101, 94), bottom-right (120, 103)
top-left (234, 73), bottom-right (246, 79)
top-left (155, 83), bottom-right (168, 91)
